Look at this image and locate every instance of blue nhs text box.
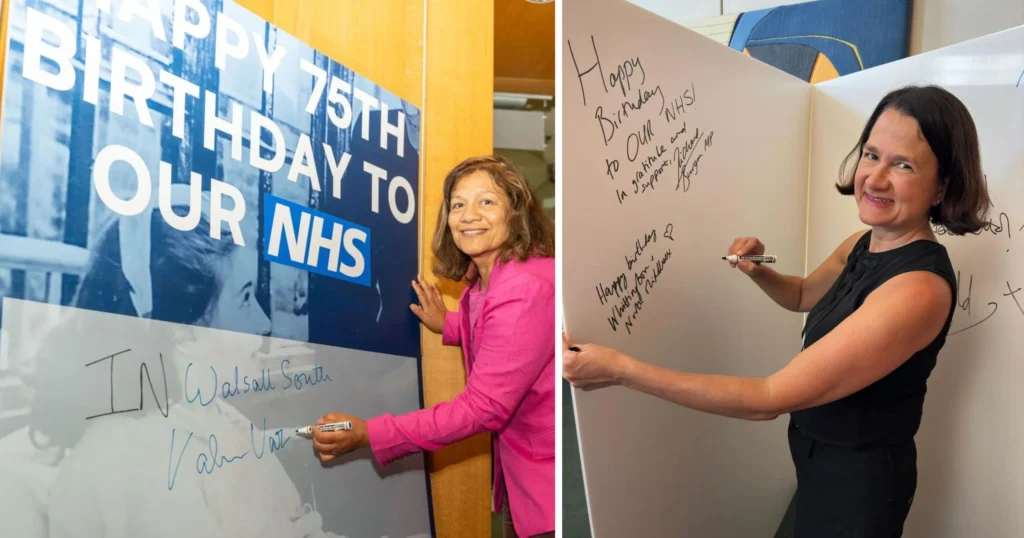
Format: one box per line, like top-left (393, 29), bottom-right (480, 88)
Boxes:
top-left (263, 194), bottom-right (372, 287)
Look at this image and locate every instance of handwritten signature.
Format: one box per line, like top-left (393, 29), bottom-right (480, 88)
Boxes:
top-left (675, 128), bottom-right (713, 192)
top-left (167, 418), bottom-right (291, 490)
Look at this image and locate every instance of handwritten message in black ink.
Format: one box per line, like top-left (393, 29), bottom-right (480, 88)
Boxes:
top-left (594, 224), bottom-right (676, 334)
top-left (935, 208), bottom-right (1022, 254)
top-left (937, 205), bottom-right (1024, 335)
top-left (950, 270), bottom-right (1024, 335)
top-left (81, 347), bottom-right (334, 491)
top-left (567, 35), bottom-right (714, 205)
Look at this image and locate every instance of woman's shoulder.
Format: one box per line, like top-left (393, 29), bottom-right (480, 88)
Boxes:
top-left (840, 229), bottom-right (872, 262)
top-left (889, 239), bottom-right (957, 285)
top-left (492, 255), bottom-right (554, 292)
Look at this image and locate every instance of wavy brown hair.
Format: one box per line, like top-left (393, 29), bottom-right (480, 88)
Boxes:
top-left (835, 85), bottom-right (992, 235)
top-left (432, 155), bottom-right (554, 282)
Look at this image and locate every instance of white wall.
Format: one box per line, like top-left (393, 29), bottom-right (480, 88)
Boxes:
top-left (626, 0), bottom-right (720, 24)
top-left (630, 0), bottom-right (1024, 56)
top-left (563, 1), bottom-right (812, 534)
top-left (909, 0), bottom-right (1024, 55)
top-left (722, 0), bottom-right (813, 14)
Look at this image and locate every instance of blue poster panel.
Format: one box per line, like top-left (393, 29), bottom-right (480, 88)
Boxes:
top-left (0, 1), bottom-right (431, 537)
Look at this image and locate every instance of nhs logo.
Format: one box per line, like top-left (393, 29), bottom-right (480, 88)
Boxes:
top-left (263, 194), bottom-right (371, 287)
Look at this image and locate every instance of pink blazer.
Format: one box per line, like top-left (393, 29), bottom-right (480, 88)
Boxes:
top-left (366, 256), bottom-right (555, 537)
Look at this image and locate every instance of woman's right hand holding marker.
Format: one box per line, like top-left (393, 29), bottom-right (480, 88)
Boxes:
top-left (727, 237), bottom-right (766, 276)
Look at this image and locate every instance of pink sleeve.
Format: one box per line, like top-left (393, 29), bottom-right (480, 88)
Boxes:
top-left (365, 275), bottom-right (554, 466)
top-left (441, 311), bottom-right (461, 346)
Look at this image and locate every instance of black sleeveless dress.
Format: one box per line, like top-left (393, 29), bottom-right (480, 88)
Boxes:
top-left (787, 230), bottom-right (957, 538)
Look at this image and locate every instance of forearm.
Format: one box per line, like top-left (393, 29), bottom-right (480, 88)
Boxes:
top-left (748, 266), bottom-right (805, 312)
top-left (367, 382), bottom-right (509, 464)
top-left (617, 355), bottom-right (780, 421)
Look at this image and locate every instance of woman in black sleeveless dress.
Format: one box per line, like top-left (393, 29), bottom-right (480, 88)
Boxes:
top-left (562, 85), bottom-right (993, 537)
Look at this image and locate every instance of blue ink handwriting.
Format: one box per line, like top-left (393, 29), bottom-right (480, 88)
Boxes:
top-left (280, 359), bottom-right (333, 390)
top-left (167, 419), bottom-right (289, 491)
top-left (251, 418), bottom-right (291, 459)
top-left (184, 359), bottom-right (332, 407)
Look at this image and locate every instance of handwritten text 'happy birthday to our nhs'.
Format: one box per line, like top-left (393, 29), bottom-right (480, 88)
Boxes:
top-left (567, 36), bottom-right (715, 205)
top-left (83, 349), bottom-right (333, 491)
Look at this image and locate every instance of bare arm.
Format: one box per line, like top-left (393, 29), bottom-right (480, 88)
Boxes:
top-left (745, 267), bottom-right (806, 313)
top-left (737, 230), bottom-right (868, 312)
top-left (601, 270), bottom-right (952, 420)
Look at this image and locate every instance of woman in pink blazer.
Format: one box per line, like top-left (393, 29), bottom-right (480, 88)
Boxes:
top-left (311, 155), bottom-right (556, 538)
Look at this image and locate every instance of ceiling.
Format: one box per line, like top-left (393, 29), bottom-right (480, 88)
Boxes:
top-left (494, 0), bottom-right (555, 96)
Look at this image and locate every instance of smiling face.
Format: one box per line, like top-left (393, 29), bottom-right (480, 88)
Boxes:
top-left (447, 170), bottom-right (511, 267)
top-left (854, 108), bottom-right (945, 234)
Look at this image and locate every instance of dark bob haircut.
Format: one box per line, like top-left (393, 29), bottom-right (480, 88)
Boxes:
top-left (836, 84), bottom-right (992, 235)
top-left (432, 155), bottom-right (555, 282)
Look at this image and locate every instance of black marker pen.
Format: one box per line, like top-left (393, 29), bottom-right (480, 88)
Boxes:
top-left (722, 254), bottom-right (777, 264)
